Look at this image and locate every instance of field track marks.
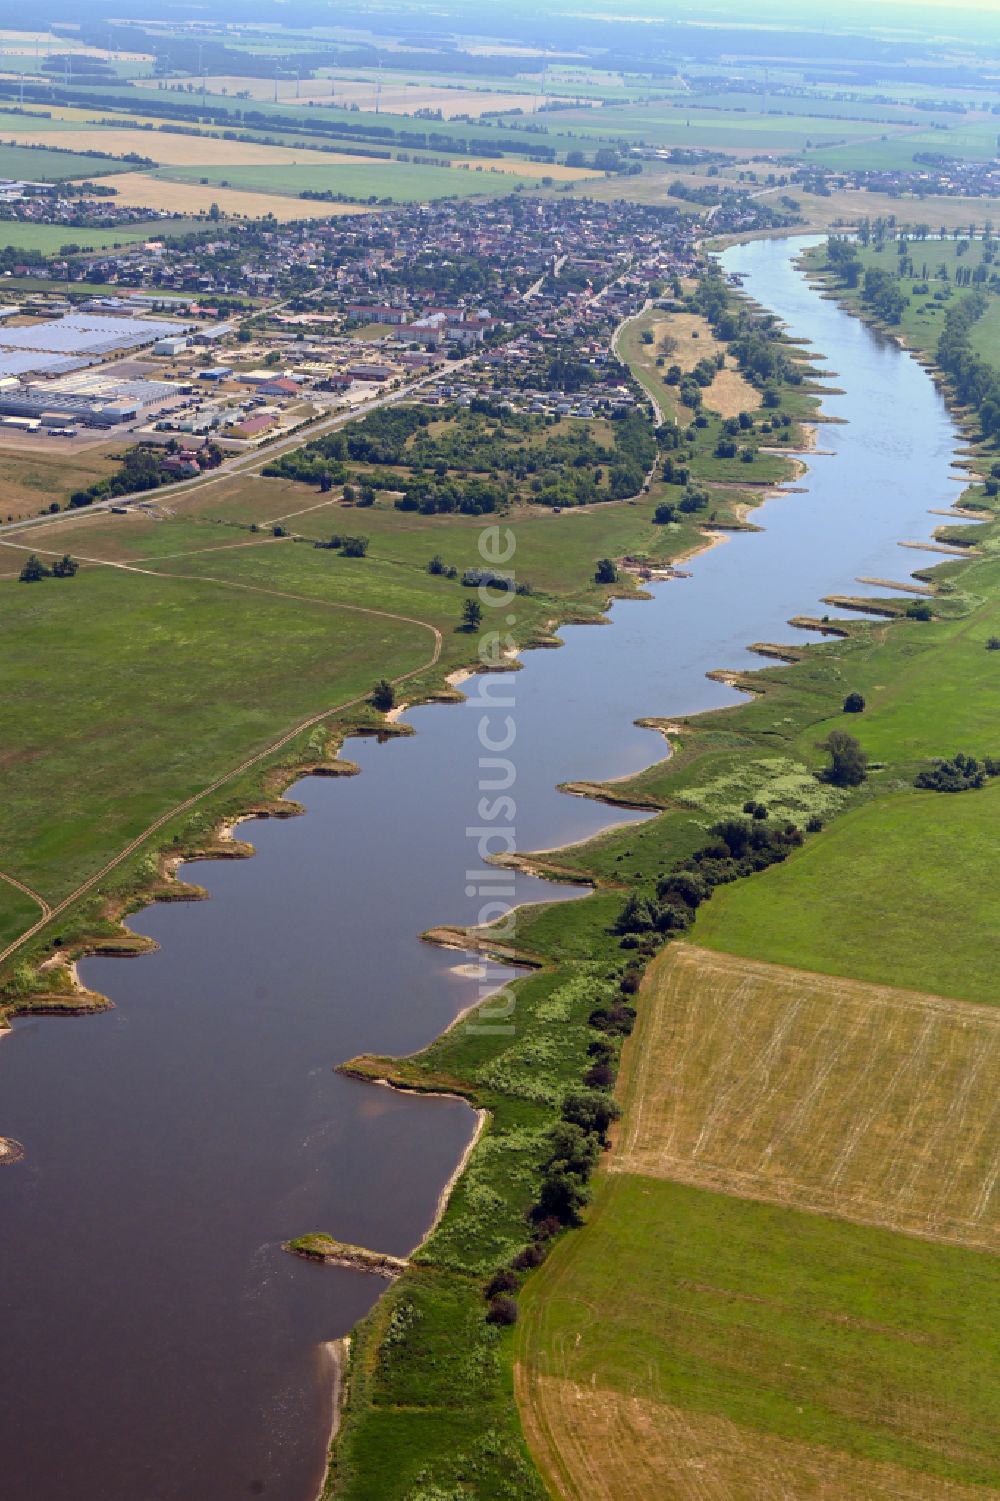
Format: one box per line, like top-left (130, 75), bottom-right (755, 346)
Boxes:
top-left (614, 944), bottom-right (1000, 1251)
top-left (0, 594), bottom-right (441, 971)
top-left (516, 1375), bottom-right (1000, 1501)
top-left (0, 872), bottom-right (51, 919)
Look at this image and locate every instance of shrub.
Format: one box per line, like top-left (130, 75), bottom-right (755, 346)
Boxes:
top-left (484, 1269), bottom-right (518, 1300)
top-left (561, 1090), bottom-right (620, 1144)
top-left (584, 1061), bottom-right (615, 1089)
top-left (843, 691), bottom-right (866, 713)
top-left (987, 636), bottom-right (1000, 651)
top-left (18, 554), bottom-right (49, 582)
top-left (906, 599), bottom-right (933, 621)
top-left (511, 1241), bottom-right (547, 1272)
top-left (914, 752), bottom-right (998, 793)
top-left (371, 679), bottom-right (395, 713)
top-left (485, 1295), bottom-right (518, 1326)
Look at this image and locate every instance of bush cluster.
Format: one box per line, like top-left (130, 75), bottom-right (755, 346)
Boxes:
top-left (615, 815), bottom-right (806, 942)
top-left (914, 752), bottom-right (1000, 792)
top-left (479, 965), bottom-right (640, 1326)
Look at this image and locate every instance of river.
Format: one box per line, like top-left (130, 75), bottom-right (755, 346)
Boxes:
top-left (0, 236), bottom-right (962, 1499)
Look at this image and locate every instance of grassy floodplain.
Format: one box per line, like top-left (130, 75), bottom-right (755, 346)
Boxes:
top-left (0, 279), bottom-right (820, 1491)
top-left (319, 254), bottom-right (1000, 1497)
top-left (5, 237), bottom-right (1000, 1499)
top-left (501, 236), bottom-right (1000, 1497)
top-left (0, 303), bottom-right (797, 999)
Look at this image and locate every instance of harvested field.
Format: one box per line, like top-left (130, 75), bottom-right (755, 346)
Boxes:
top-left (518, 1174), bottom-right (1000, 1497)
top-left (78, 174), bottom-right (370, 221)
top-left (137, 73), bottom-right (540, 118)
top-left (3, 127), bottom-right (381, 168)
top-left (451, 157), bottom-right (600, 180)
top-left (518, 1378), bottom-right (1000, 1501)
top-left (614, 944), bottom-right (1000, 1251)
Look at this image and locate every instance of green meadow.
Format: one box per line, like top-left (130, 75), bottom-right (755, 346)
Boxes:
top-left (694, 782), bottom-right (1000, 1005)
top-left (519, 1174), bottom-right (1000, 1489)
top-left (154, 159), bottom-right (536, 200)
top-left (0, 142), bottom-right (140, 180)
top-left (0, 220), bottom-right (191, 254)
top-left (0, 563), bottom-right (439, 905)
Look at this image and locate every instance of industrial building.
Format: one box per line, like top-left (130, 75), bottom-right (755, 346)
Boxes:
top-left (0, 390), bottom-right (139, 427)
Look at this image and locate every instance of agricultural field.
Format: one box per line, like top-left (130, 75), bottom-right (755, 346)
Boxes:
top-left (526, 102), bottom-right (917, 154)
top-left (142, 72), bottom-right (544, 119)
top-left (693, 782), bottom-right (1000, 1007)
top-left (0, 124), bottom-right (384, 167)
top-left (0, 140), bottom-right (139, 179)
top-left (808, 119), bottom-right (1000, 173)
top-left (0, 219), bottom-right (197, 254)
top-left (81, 172), bottom-right (372, 219)
top-left (614, 944), bottom-right (1000, 1250)
top-left (153, 160), bottom-right (537, 200)
top-left (518, 1176), bottom-right (1000, 1499)
top-left (518, 1381), bottom-right (999, 1501)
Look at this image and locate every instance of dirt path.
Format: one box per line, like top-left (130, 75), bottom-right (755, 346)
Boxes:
top-left (0, 596), bottom-right (443, 971)
top-left (0, 872), bottom-right (51, 919)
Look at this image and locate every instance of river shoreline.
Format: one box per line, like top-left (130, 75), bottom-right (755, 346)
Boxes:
top-left (316, 234), bottom-right (987, 1499)
top-left (0, 244), bottom-right (837, 1501)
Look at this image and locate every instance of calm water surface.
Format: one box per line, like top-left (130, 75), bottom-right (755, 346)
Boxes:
top-left (0, 237), bottom-right (961, 1499)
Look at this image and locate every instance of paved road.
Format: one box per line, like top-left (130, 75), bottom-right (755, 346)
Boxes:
top-left (0, 352), bottom-right (481, 541)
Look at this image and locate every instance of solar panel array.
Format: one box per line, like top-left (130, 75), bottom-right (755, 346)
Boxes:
top-left (0, 351), bottom-right (90, 379)
top-left (0, 313), bottom-right (188, 358)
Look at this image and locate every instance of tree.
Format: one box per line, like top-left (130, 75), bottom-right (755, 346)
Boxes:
top-left (18, 554), bottom-right (48, 582)
top-left (462, 597), bottom-right (483, 631)
top-left (51, 554), bottom-right (78, 578)
top-left (561, 1089), bottom-right (620, 1144)
top-left (822, 729), bottom-right (868, 787)
top-left (534, 1168), bottom-right (589, 1225)
top-left (843, 691), bottom-right (866, 713)
top-left (371, 679), bottom-right (394, 713)
top-left (485, 1294), bottom-right (518, 1326)
top-left (595, 557), bottom-right (617, 584)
